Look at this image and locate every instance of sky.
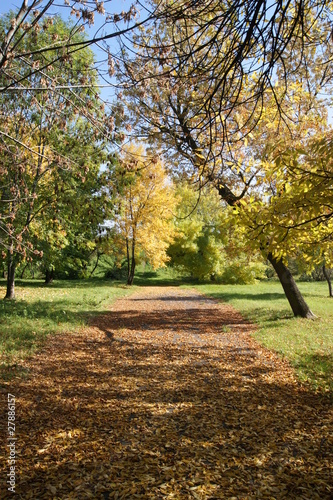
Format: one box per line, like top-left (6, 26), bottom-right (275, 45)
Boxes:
top-left (0, 0), bottom-right (144, 105)
top-left (1, 1), bottom-right (332, 122)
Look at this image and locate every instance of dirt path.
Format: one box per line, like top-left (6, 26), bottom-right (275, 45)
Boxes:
top-left (1, 286), bottom-right (332, 499)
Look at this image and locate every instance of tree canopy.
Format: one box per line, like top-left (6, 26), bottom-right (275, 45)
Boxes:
top-left (104, 143), bottom-right (176, 285)
top-left (116, 1), bottom-right (333, 317)
top-left (1, 0), bottom-right (332, 316)
top-left (0, 15), bottom-right (106, 298)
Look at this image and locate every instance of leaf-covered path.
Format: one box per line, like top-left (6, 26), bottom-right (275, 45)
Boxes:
top-left (1, 287), bottom-right (332, 499)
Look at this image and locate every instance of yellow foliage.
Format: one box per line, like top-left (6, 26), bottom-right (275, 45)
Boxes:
top-left (112, 144), bottom-right (177, 271)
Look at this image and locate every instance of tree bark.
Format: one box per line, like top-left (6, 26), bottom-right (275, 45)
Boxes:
top-left (127, 239), bottom-right (136, 285)
top-left (267, 253), bottom-right (315, 318)
top-left (213, 183), bottom-right (316, 319)
top-left (128, 257), bottom-right (136, 285)
top-left (90, 251), bottom-right (102, 277)
top-left (20, 263), bottom-right (29, 279)
top-left (126, 238), bottom-right (130, 282)
top-left (322, 265), bottom-right (333, 297)
top-left (5, 256), bottom-right (16, 300)
top-left (45, 268), bottom-right (54, 284)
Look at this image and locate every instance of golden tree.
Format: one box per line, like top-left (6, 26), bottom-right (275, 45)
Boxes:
top-left (107, 144), bottom-right (176, 285)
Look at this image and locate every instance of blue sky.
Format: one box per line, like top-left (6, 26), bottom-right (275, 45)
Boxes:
top-left (0, 0), bottom-right (142, 104)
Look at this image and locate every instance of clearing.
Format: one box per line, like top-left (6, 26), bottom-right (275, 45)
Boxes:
top-left (1, 286), bottom-right (332, 499)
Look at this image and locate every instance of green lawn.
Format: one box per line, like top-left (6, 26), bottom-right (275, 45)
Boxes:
top-left (192, 281), bottom-right (333, 393)
top-left (0, 279), bottom-right (134, 378)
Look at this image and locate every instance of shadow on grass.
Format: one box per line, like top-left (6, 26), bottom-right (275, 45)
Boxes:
top-left (0, 298), bottom-right (86, 323)
top-left (0, 300), bottom-right (86, 369)
top-left (0, 278), bottom-right (130, 290)
top-left (203, 290), bottom-right (287, 302)
top-left (242, 306), bottom-right (294, 324)
top-left (199, 290), bottom-right (293, 324)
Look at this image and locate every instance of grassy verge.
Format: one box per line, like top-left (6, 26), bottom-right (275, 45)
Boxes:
top-left (191, 281), bottom-right (333, 393)
top-left (133, 267), bottom-right (192, 286)
top-left (0, 279), bottom-right (135, 379)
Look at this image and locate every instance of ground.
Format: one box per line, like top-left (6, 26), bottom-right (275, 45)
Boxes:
top-left (1, 286), bottom-right (332, 499)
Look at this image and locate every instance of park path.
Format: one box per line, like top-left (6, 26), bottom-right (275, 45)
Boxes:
top-left (1, 286), bottom-right (332, 499)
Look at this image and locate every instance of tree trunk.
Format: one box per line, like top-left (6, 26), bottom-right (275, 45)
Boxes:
top-left (267, 253), bottom-right (315, 318)
top-left (127, 257), bottom-right (136, 285)
top-left (45, 268), bottom-right (54, 284)
top-left (126, 238), bottom-right (130, 282)
top-left (127, 239), bottom-right (136, 285)
top-left (90, 251), bottom-right (101, 277)
top-left (20, 263), bottom-right (29, 279)
top-left (323, 265), bottom-right (333, 297)
top-left (5, 257), bottom-right (16, 300)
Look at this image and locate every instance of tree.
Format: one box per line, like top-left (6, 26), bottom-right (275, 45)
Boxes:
top-left (214, 89), bottom-right (332, 316)
top-left (33, 123), bottom-right (107, 283)
top-left (135, 0), bottom-right (333, 143)
top-left (117, 8), bottom-right (333, 317)
top-left (0, 2), bottom-right (144, 292)
top-left (0, 1), bottom-right (141, 90)
top-left (168, 183), bottom-right (266, 283)
top-left (105, 144), bottom-right (176, 285)
top-left (0, 16), bottom-right (106, 298)
top-left (229, 106), bottom-right (333, 288)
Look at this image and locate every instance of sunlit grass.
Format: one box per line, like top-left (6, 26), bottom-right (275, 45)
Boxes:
top-left (192, 281), bottom-right (333, 393)
top-left (0, 279), bottom-right (134, 377)
top-left (2, 276), bottom-right (332, 392)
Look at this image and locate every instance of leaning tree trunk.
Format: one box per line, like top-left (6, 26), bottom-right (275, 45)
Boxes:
top-left (5, 256), bottom-right (16, 300)
top-left (90, 251), bottom-right (102, 277)
top-left (267, 253), bottom-right (315, 318)
top-left (322, 265), bottom-right (333, 297)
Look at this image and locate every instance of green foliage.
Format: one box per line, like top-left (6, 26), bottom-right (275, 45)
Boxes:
top-left (0, 15), bottom-right (107, 294)
top-left (168, 184), bottom-right (225, 280)
top-left (168, 184), bottom-right (266, 283)
top-left (218, 259), bottom-right (267, 284)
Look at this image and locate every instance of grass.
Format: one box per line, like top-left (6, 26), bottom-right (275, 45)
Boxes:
top-left (132, 266), bottom-right (189, 286)
top-left (1, 275), bottom-right (332, 393)
top-left (191, 281), bottom-right (333, 393)
top-left (0, 278), bottom-right (135, 379)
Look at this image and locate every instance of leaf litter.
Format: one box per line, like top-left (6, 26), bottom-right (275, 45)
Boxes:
top-left (0, 286), bottom-right (332, 499)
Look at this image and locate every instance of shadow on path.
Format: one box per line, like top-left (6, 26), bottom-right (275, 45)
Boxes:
top-left (0, 287), bottom-right (331, 499)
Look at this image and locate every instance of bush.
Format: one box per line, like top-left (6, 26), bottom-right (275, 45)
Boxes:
top-left (218, 260), bottom-right (267, 284)
top-left (104, 266), bottom-right (127, 280)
